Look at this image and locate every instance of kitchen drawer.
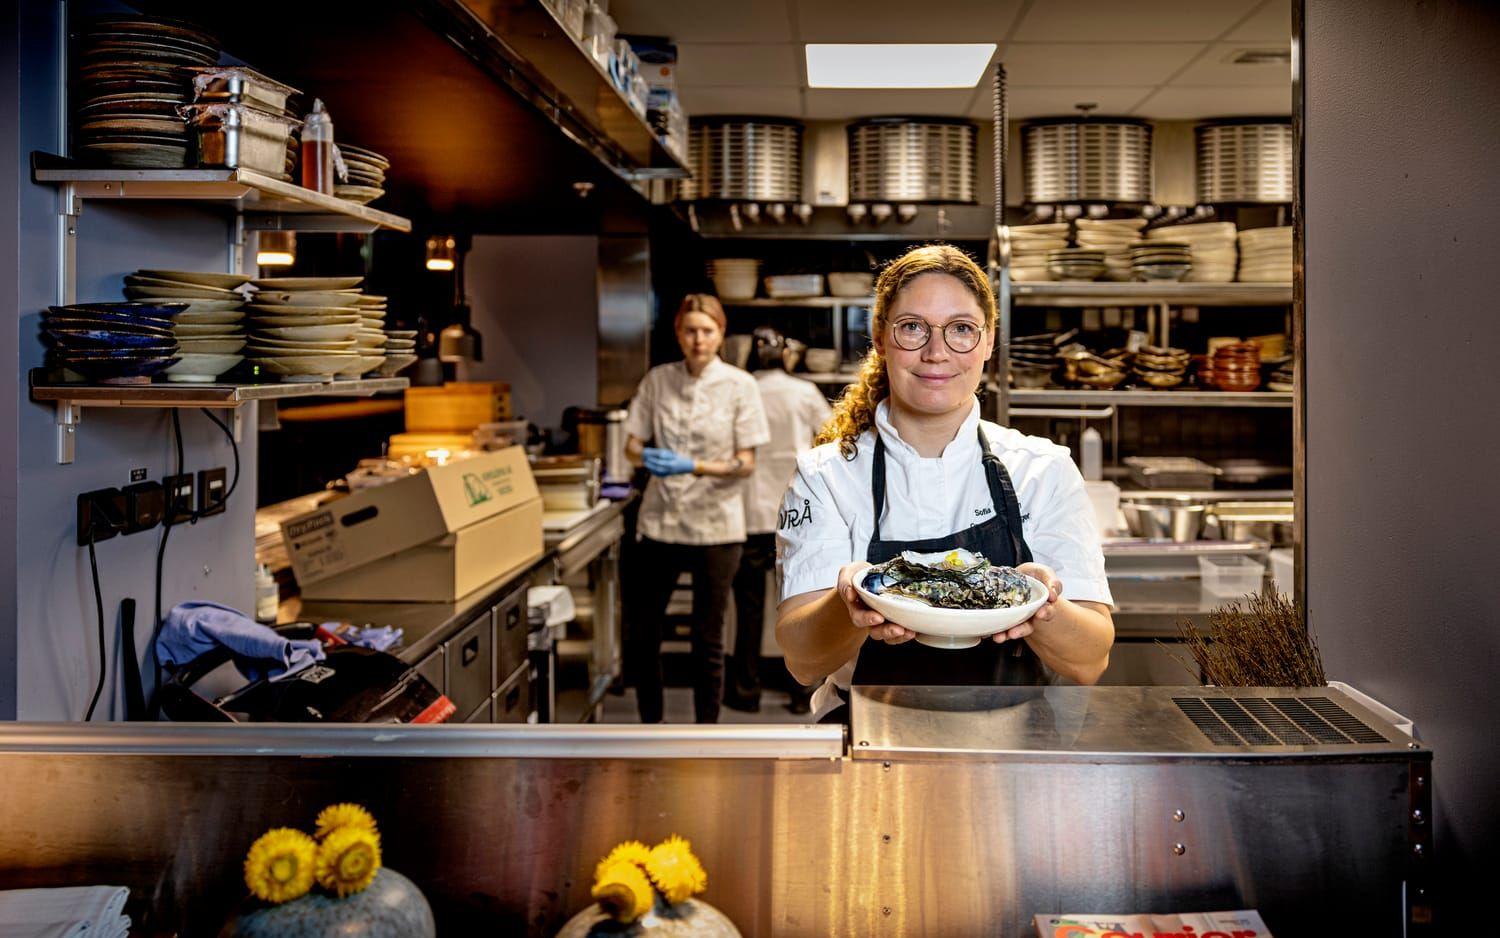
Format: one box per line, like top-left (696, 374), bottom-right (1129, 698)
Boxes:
top-left (463, 697), bottom-right (491, 723)
top-left (493, 583), bottom-right (529, 684)
top-left (444, 613), bottom-right (492, 719)
top-left (491, 662), bottom-right (532, 724)
top-left (414, 647), bottom-right (445, 694)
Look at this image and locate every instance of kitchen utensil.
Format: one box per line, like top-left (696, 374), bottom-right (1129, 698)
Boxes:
top-left (1119, 495), bottom-right (1208, 542)
top-left (188, 65), bottom-right (297, 114)
top-left (852, 564), bottom-right (1048, 650)
top-left (182, 101), bottom-right (298, 175)
top-left (1207, 501), bottom-right (1294, 545)
top-left (1124, 456), bottom-right (1221, 490)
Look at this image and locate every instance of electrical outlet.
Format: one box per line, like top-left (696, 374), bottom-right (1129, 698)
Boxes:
top-left (77, 487), bottom-right (125, 546)
top-left (162, 473), bottom-right (194, 522)
top-left (197, 467), bottom-right (227, 517)
top-left (122, 480), bottom-right (165, 534)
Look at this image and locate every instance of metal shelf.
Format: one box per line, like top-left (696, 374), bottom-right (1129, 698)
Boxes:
top-left (1008, 388), bottom-right (1293, 408)
top-left (1011, 281), bottom-right (1291, 307)
top-left (30, 371), bottom-right (409, 464)
top-left (802, 371), bottom-right (859, 385)
top-left (32, 154), bottom-right (412, 233)
top-left (723, 296), bottom-right (873, 308)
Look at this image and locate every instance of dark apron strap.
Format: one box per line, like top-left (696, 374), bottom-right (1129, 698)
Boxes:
top-left (870, 434), bottom-right (887, 542)
top-left (978, 426), bottom-right (1033, 565)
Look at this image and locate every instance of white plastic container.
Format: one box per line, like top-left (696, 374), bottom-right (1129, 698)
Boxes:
top-left (1197, 554), bottom-right (1266, 596)
top-left (1269, 547), bottom-right (1294, 596)
top-left (1080, 427), bottom-right (1102, 481)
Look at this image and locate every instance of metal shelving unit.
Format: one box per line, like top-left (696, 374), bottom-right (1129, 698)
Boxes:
top-left (1011, 281), bottom-right (1292, 307)
top-left (1009, 388), bottom-right (1292, 408)
top-left (722, 296), bottom-right (872, 308)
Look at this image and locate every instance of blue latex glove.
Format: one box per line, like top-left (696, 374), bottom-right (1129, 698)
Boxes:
top-left (156, 601), bottom-right (326, 682)
top-left (642, 447), bottom-right (695, 477)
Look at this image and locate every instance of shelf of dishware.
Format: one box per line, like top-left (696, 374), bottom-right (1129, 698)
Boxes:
top-left (1006, 388), bottom-right (1292, 408)
top-left (1009, 281), bottom-right (1292, 307)
top-left (31, 154), bottom-right (411, 233)
top-left (723, 296), bottom-right (874, 308)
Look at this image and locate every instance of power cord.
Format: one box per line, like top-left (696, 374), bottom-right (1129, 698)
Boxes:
top-left (83, 528), bottom-right (107, 721)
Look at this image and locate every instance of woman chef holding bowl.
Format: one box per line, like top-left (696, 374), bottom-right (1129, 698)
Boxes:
top-left (775, 245), bottom-right (1114, 718)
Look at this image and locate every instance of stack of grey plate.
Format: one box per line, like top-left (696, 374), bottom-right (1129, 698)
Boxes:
top-left (1130, 242), bottom-right (1193, 282)
top-left (381, 328), bottom-right (418, 376)
top-left (1147, 222), bottom-right (1237, 283)
top-left (1074, 218), bottom-right (1146, 281)
top-left (1008, 329), bottom-right (1073, 389)
top-left (336, 144), bottom-right (389, 204)
top-left (73, 15), bottom-right (218, 168)
top-left (122, 269), bottom-right (247, 382)
top-left (1045, 248), bottom-right (1106, 281)
top-left (244, 276), bottom-right (373, 382)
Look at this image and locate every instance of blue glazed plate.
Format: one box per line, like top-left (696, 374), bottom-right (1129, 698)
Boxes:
top-left (54, 355), bottom-right (180, 381)
top-left (45, 327), bottom-right (176, 349)
top-left (51, 345), bottom-right (178, 360)
top-left (48, 301), bottom-right (186, 325)
top-left (41, 315), bottom-right (175, 337)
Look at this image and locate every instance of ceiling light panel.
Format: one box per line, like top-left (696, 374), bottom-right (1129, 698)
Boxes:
top-left (805, 43), bottom-right (997, 88)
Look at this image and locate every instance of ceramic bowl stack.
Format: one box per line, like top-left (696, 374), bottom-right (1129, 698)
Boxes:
top-left (707, 258), bottom-right (760, 300)
top-left (336, 144), bottom-right (390, 204)
top-left (1131, 345), bottom-right (1191, 388)
top-left (245, 276), bottom-right (369, 382)
top-left (1130, 241), bottom-right (1192, 281)
top-left (1147, 222), bottom-right (1237, 283)
top-left (1237, 226), bottom-right (1293, 282)
top-left (381, 328), bottom-right (419, 377)
top-left (124, 269), bottom-right (248, 382)
top-left (73, 16), bottom-right (218, 168)
top-left (1007, 224), bottom-right (1069, 281)
top-left (1267, 358), bottom-right (1295, 392)
top-left (1074, 218), bottom-right (1147, 281)
top-left (1009, 330), bottom-right (1069, 388)
top-left (1045, 248), bottom-right (1106, 281)
top-left (1200, 341), bottom-right (1262, 391)
top-left (42, 302), bottom-right (183, 384)
top-left (1060, 348), bottom-right (1128, 389)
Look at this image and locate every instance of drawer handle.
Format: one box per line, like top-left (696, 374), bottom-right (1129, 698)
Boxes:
top-left (462, 637), bottom-right (479, 666)
top-left (506, 605), bottom-right (521, 629)
top-left (503, 684), bottom-right (521, 713)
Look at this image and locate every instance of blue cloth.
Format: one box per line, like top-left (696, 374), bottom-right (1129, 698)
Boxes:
top-left (324, 623), bottom-right (403, 652)
top-left (643, 447), bottom-right (695, 476)
top-left (156, 601), bottom-right (325, 682)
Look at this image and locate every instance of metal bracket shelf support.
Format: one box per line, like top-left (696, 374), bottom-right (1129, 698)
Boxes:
top-left (55, 401), bottom-right (81, 465)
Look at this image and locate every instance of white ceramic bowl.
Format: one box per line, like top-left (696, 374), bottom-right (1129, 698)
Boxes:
top-left (164, 353), bottom-right (243, 383)
top-left (852, 563), bottom-right (1049, 649)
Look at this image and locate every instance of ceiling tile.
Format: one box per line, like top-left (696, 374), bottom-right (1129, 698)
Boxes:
top-left (680, 86), bottom-right (804, 118)
top-left (1132, 85), bottom-right (1291, 119)
top-left (609, 1), bottom-right (793, 42)
top-left (804, 88), bottom-right (980, 120)
top-left (1225, 0), bottom-right (1291, 41)
top-left (1000, 42), bottom-right (1204, 85)
top-left (793, 0), bottom-right (1026, 42)
top-left (972, 85), bottom-right (1158, 119)
top-left (1013, 0), bottom-right (1261, 42)
top-left (677, 43), bottom-right (802, 87)
top-left (1173, 42), bottom-right (1291, 86)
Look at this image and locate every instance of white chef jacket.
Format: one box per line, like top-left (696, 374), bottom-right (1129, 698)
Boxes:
top-left (626, 357), bottom-right (771, 545)
top-left (745, 369), bottom-right (834, 536)
top-left (776, 397), bottom-right (1113, 607)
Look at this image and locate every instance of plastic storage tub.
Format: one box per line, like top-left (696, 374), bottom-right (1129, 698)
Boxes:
top-left (1268, 548), bottom-right (1293, 596)
top-left (1198, 554), bottom-right (1266, 596)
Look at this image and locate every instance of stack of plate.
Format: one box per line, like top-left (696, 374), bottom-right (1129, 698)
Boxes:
top-left (1200, 342), bottom-right (1262, 391)
top-left (336, 144), bottom-right (390, 204)
top-left (1008, 329), bottom-right (1072, 388)
top-left (1074, 218), bottom-right (1147, 281)
top-left (1007, 224), bottom-right (1069, 282)
top-left (42, 302), bottom-right (183, 385)
top-left (1131, 345), bottom-right (1191, 388)
top-left (707, 258), bottom-right (760, 300)
top-left (123, 269), bottom-right (248, 382)
top-left (244, 276), bottom-right (373, 382)
top-left (350, 294), bottom-right (389, 379)
top-left (1045, 248), bottom-right (1106, 281)
top-left (1147, 222), bottom-right (1237, 283)
top-left (1130, 242), bottom-right (1193, 282)
top-left (73, 15), bottom-right (218, 168)
top-left (1267, 358), bottom-right (1294, 392)
top-left (381, 329), bottom-right (419, 377)
top-left (1237, 226), bottom-right (1293, 282)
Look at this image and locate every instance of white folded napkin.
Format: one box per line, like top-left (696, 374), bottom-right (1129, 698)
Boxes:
top-left (0, 887), bottom-right (130, 938)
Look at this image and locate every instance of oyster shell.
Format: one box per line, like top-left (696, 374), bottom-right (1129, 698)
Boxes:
top-left (861, 548), bottom-right (1032, 610)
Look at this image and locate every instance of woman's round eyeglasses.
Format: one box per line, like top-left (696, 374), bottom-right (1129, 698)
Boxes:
top-left (889, 317), bottom-right (985, 353)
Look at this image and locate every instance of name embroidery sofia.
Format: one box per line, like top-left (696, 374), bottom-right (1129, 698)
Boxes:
top-left (779, 499), bottom-right (813, 529)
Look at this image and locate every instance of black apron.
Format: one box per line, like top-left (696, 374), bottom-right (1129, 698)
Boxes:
top-left (851, 426), bottom-right (1047, 687)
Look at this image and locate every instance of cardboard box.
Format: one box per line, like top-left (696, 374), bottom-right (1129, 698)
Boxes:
top-left (281, 446), bottom-right (537, 585)
top-left (405, 382), bottom-right (511, 431)
top-left (297, 497), bottom-right (544, 602)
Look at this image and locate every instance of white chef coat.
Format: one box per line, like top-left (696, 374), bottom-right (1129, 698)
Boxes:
top-left (776, 397), bottom-right (1113, 607)
top-left (626, 357), bottom-right (771, 545)
top-left (745, 369), bottom-right (835, 536)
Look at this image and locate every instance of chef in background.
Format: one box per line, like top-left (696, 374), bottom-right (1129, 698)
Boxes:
top-left (724, 326), bottom-right (834, 715)
top-left (624, 294), bottom-right (771, 723)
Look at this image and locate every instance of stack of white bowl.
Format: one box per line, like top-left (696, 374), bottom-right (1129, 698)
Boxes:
top-left (707, 258), bottom-right (760, 301)
top-left (1237, 226), bottom-right (1293, 282)
top-left (1074, 218), bottom-right (1147, 281)
top-left (244, 276), bottom-right (375, 382)
top-left (1147, 222), bottom-right (1237, 283)
top-left (123, 269), bottom-right (246, 382)
top-left (1007, 223), bottom-right (1070, 281)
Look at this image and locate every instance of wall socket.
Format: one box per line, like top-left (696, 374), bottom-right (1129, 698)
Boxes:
top-left (197, 467), bottom-right (227, 517)
top-left (162, 473), bottom-right (194, 521)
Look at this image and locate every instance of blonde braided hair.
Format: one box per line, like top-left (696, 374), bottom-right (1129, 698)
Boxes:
top-left (816, 244), bottom-right (997, 458)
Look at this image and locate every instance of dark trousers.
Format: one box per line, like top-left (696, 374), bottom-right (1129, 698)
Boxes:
top-left (729, 533), bottom-right (815, 708)
top-left (625, 536), bottom-right (742, 723)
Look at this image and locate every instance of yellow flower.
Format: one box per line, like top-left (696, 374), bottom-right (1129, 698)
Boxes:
top-left (243, 828), bottom-right (317, 904)
top-left (645, 835), bottom-right (707, 905)
top-left (314, 803), bottom-right (378, 840)
top-left (592, 860), bottom-right (655, 922)
top-left (593, 840), bottom-right (652, 882)
top-left (315, 826), bottom-right (382, 897)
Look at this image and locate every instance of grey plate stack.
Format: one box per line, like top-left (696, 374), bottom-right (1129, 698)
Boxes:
top-left (1196, 120), bottom-right (1293, 204)
top-left (681, 117), bottom-right (802, 202)
top-left (1022, 117), bottom-right (1152, 204)
top-left (847, 118), bottom-right (976, 203)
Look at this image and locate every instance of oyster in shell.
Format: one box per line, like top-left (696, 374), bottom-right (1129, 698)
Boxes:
top-left (861, 549), bottom-right (1033, 610)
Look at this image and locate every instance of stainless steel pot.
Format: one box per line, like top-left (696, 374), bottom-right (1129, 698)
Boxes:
top-left (1207, 501), bottom-right (1294, 545)
top-left (1120, 496), bottom-right (1207, 542)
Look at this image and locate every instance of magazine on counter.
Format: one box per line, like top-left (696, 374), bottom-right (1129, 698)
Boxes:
top-left (1034, 909), bottom-right (1273, 938)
